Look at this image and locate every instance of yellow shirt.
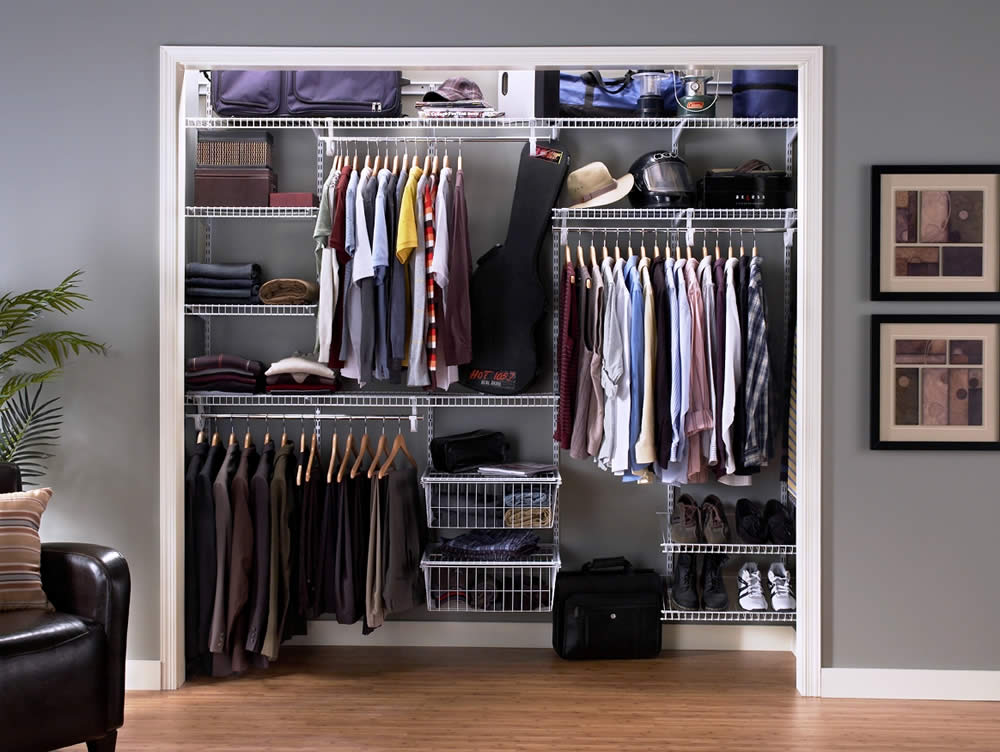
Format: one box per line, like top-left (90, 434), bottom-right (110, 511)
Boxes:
top-left (395, 166), bottom-right (423, 264)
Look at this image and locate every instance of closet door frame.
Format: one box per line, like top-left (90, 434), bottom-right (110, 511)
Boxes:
top-left (158, 44), bottom-right (824, 693)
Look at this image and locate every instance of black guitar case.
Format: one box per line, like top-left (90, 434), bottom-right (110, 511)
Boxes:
top-left (460, 143), bottom-right (570, 394)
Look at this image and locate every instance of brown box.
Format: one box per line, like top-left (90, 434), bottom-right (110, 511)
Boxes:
top-left (269, 192), bottom-right (319, 208)
top-left (194, 167), bottom-right (277, 207)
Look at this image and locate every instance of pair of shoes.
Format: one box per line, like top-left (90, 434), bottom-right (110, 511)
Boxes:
top-left (670, 495), bottom-right (731, 544)
top-left (671, 553), bottom-right (729, 611)
top-left (735, 499), bottom-right (795, 545)
top-left (737, 562), bottom-right (796, 612)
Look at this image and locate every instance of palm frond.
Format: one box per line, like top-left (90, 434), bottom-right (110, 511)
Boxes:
top-left (0, 271), bottom-right (90, 346)
top-left (0, 330), bottom-right (107, 371)
top-left (0, 369), bottom-right (62, 410)
top-left (0, 385), bottom-right (62, 483)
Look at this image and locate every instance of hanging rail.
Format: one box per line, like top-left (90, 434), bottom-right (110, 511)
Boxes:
top-left (557, 225), bottom-right (797, 234)
top-left (185, 412), bottom-right (424, 422)
top-left (319, 134), bottom-right (550, 145)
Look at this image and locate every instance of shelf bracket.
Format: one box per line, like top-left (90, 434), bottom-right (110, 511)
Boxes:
top-left (409, 402), bottom-right (419, 433)
top-left (671, 122), bottom-right (686, 155)
top-left (529, 122), bottom-right (537, 154)
top-left (551, 123), bottom-right (560, 143)
top-left (785, 126), bottom-right (798, 175)
top-left (685, 208), bottom-right (695, 247)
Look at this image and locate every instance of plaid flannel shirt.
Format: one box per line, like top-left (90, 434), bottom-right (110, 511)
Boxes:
top-left (743, 256), bottom-right (771, 467)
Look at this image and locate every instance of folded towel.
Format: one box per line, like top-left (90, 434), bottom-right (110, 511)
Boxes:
top-left (259, 278), bottom-right (320, 305)
top-left (265, 356), bottom-right (337, 380)
top-left (185, 262), bottom-right (261, 280)
top-left (187, 354), bottom-right (265, 374)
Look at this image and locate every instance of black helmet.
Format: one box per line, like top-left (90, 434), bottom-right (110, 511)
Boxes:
top-left (628, 151), bottom-right (695, 208)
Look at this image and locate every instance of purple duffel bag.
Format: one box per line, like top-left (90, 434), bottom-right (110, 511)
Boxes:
top-left (211, 70), bottom-right (402, 117)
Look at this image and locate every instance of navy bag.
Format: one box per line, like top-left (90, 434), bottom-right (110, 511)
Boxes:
top-left (211, 70), bottom-right (402, 117)
top-left (559, 71), bottom-right (679, 117)
top-left (732, 70), bottom-right (798, 118)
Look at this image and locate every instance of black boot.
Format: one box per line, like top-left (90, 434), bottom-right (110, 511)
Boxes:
top-left (701, 554), bottom-right (730, 611)
top-left (671, 553), bottom-right (699, 610)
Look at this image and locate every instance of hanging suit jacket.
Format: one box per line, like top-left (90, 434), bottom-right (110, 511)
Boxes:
top-left (245, 440), bottom-right (274, 655)
top-left (225, 443), bottom-right (258, 674)
top-left (209, 442), bottom-right (239, 676)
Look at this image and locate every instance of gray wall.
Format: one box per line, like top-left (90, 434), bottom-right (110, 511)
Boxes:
top-left (1, 0), bottom-right (998, 670)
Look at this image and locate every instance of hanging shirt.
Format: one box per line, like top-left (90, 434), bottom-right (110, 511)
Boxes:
top-left (661, 259), bottom-right (690, 485)
top-left (443, 168), bottom-right (473, 365)
top-left (405, 170), bottom-right (430, 386)
top-left (713, 256), bottom-right (728, 476)
top-left (651, 256), bottom-right (673, 469)
top-left (569, 263), bottom-right (593, 461)
top-left (383, 172), bottom-right (401, 382)
top-left (329, 165), bottom-right (352, 369)
top-left (610, 257), bottom-right (632, 475)
top-left (423, 175), bottom-right (438, 378)
top-left (743, 255), bottom-right (771, 467)
top-left (596, 257), bottom-right (617, 469)
top-left (314, 170), bottom-right (340, 362)
top-left (343, 166), bottom-right (373, 383)
top-left (586, 259), bottom-right (606, 458)
top-left (554, 259), bottom-right (578, 450)
top-left (684, 258), bottom-right (712, 483)
top-left (389, 165), bottom-right (409, 379)
top-left (699, 255), bottom-right (719, 466)
top-left (395, 165), bottom-right (422, 368)
top-left (720, 257), bottom-right (751, 486)
top-left (625, 255), bottom-right (647, 477)
top-left (372, 169), bottom-right (392, 381)
top-left (312, 166), bottom-right (338, 261)
top-left (635, 258), bottom-right (657, 467)
top-left (338, 168), bottom-right (360, 366)
top-left (431, 167), bottom-right (459, 389)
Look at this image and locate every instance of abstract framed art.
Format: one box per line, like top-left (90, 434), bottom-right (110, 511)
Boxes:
top-left (871, 315), bottom-right (1000, 450)
top-left (871, 165), bottom-right (1000, 300)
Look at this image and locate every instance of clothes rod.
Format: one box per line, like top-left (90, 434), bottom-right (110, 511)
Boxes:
top-left (320, 135), bottom-right (550, 144)
top-left (186, 413), bottom-right (424, 422)
top-left (560, 226), bottom-right (796, 234)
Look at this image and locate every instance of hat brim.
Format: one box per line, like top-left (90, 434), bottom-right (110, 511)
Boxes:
top-left (422, 90), bottom-right (463, 102)
top-left (567, 173), bottom-right (635, 210)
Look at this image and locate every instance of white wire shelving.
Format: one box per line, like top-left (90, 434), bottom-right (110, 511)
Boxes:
top-left (184, 393), bottom-right (559, 408)
top-left (661, 607), bottom-right (796, 623)
top-left (421, 544), bottom-right (560, 613)
top-left (657, 512), bottom-right (796, 555)
top-left (423, 470), bottom-right (561, 530)
top-left (553, 208), bottom-right (797, 221)
top-left (184, 304), bottom-right (317, 317)
top-left (185, 206), bottom-right (318, 218)
top-left (186, 116), bottom-right (797, 131)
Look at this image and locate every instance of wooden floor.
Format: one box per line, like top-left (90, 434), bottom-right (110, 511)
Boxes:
top-left (64, 647), bottom-right (998, 751)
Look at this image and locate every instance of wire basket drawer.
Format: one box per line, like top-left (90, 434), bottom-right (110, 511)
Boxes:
top-left (422, 471), bottom-right (561, 529)
top-left (420, 545), bottom-right (561, 612)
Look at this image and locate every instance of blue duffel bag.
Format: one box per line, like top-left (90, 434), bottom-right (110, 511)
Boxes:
top-left (559, 71), bottom-right (680, 117)
top-left (732, 70), bottom-right (798, 118)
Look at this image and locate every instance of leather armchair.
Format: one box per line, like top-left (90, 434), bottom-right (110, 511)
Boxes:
top-left (0, 464), bottom-right (131, 752)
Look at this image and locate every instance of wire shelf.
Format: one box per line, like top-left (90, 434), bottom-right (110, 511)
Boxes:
top-left (186, 116), bottom-right (797, 131)
top-left (185, 206), bottom-right (318, 218)
top-left (422, 471), bottom-right (561, 530)
top-left (184, 393), bottom-right (559, 408)
top-left (421, 544), bottom-right (560, 613)
top-left (657, 512), bottom-right (795, 555)
top-left (661, 606), bottom-right (796, 623)
top-left (553, 208), bottom-right (796, 221)
top-left (184, 304), bottom-right (317, 317)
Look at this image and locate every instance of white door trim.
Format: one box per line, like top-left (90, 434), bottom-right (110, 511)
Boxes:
top-left (158, 45), bottom-right (824, 693)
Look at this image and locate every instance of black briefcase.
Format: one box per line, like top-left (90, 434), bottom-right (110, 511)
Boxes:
top-left (552, 557), bottom-right (663, 660)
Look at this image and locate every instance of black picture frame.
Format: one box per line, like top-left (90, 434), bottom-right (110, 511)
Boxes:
top-left (871, 164), bottom-right (1000, 301)
top-left (871, 314), bottom-right (1000, 450)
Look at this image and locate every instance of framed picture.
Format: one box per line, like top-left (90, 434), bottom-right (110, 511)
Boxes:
top-left (871, 165), bottom-right (1000, 300)
top-left (871, 315), bottom-right (1000, 450)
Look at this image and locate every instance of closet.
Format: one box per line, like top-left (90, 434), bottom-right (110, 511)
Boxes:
top-left (160, 45), bottom-right (822, 693)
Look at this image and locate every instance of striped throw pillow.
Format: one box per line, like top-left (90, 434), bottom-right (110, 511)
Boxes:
top-left (0, 488), bottom-right (54, 612)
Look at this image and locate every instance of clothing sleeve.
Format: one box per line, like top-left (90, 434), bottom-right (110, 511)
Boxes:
top-left (430, 174), bottom-right (451, 290)
top-left (316, 248), bottom-right (334, 362)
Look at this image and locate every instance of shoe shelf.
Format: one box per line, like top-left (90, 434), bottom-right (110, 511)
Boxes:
top-left (422, 471), bottom-right (561, 530)
top-left (185, 206), bottom-right (319, 218)
top-left (661, 604), bottom-right (796, 623)
top-left (420, 544), bottom-right (560, 613)
top-left (187, 116), bottom-right (797, 131)
top-left (185, 304), bottom-right (317, 317)
top-left (657, 512), bottom-right (795, 556)
top-left (553, 208), bottom-right (796, 222)
top-left (184, 393), bottom-right (559, 409)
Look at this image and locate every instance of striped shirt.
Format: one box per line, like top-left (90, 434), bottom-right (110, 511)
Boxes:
top-left (743, 256), bottom-right (771, 467)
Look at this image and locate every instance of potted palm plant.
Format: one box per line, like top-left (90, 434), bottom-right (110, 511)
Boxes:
top-left (0, 271), bottom-right (106, 484)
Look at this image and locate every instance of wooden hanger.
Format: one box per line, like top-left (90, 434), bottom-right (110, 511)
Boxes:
top-left (228, 419), bottom-right (237, 446)
top-left (243, 424), bottom-right (252, 449)
top-left (352, 143), bottom-right (359, 172)
top-left (431, 147), bottom-right (439, 176)
top-left (715, 233), bottom-right (722, 261)
top-left (364, 141), bottom-right (372, 170)
top-left (372, 141), bottom-right (382, 173)
top-left (350, 420), bottom-right (375, 479)
top-left (280, 417), bottom-right (287, 446)
top-left (589, 237), bottom-right (598, 267)
top-left (379, 421), bottom-right (417, 478)
top-left (702, 232), bottom-right (709, 260)
top-left (614, 232), bottom-right (622, 262)
top-left (296, 425), bottom-right (306, 486)
top-left (442, 144), bottom-right (450, 170)
top-left (675, 233), bottom-right (682, 262)
top-left (576, 239), bottom-right (590, 289)
top-left (411, 149), bottom-right (419, 171)
top-left (392, 144), bottom-right (400, 176)
top-left (367, 421), bottom-right (389, 479)
top-left (263, 417), bottom-right (271, 445)
top-left (653, 232), bottom-right (660, 259)
top-left (752, 230), bottom-right (758, 258)
top-left (457, 139), bottom-right (463, 171)
top-left (740, 230), bottom-right (745, 258)
top-left (686, 232), bottom-right (693, 261)
top-left (326, 429), bottom-right (340, 484)
top-left (601, 232), bottom-right (609, 262)
top-left (728, 231), bottom-right (734, 260)
top-left (626, 233), bottom-right (634, 259)
top-left (640, 234), bottom-right (647, 261)
top-left (422, 147), bottom-right (431, 175)
top-left (337, 424), bottom-right (357, 483)
top-left (305, 427), bottom-right (318, 483)
top-left (196, 424), bottom-right (205, 444)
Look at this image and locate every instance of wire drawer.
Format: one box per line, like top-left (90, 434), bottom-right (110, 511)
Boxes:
top-left (422, 471), bottom-right (561, 529)
top-left (420, 545), bottom-right (561, 612)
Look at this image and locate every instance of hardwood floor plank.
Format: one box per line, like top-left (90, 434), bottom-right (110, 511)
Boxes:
top-left (59, 647), bottom-right (1000, 751)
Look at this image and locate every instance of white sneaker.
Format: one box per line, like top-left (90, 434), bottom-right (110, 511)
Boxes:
top-left (768, 563), bottom-right (796, 612)
top-left (737, 562), bottom-right (768, 611)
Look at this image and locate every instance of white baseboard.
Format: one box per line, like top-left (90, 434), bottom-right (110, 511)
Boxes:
top-left (125, 659), bottom-right (161, 690)
top-left (822, 668), bottom-right (1000, 701)
top-left (291, 620), bottom-right (794, 652)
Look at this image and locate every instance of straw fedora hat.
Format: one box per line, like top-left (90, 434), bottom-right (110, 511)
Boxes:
top-left (566, 161), bottom-right (634, 209)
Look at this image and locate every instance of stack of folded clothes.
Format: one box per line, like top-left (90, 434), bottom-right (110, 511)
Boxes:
top-left (429, 488), bottom-right (503, 528)
top-left (259, 278), bottom-right (319, 305)
top-left (502, 489), bottom-right (552, 528)
top-left (186, 262), bottom-right (262, 304)
top-left (186, 353), bottom-right (265, 393)
top-left (436, 530), bottom-right (539, 562)
top-left (264, 356), bottom-right (339, 394)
